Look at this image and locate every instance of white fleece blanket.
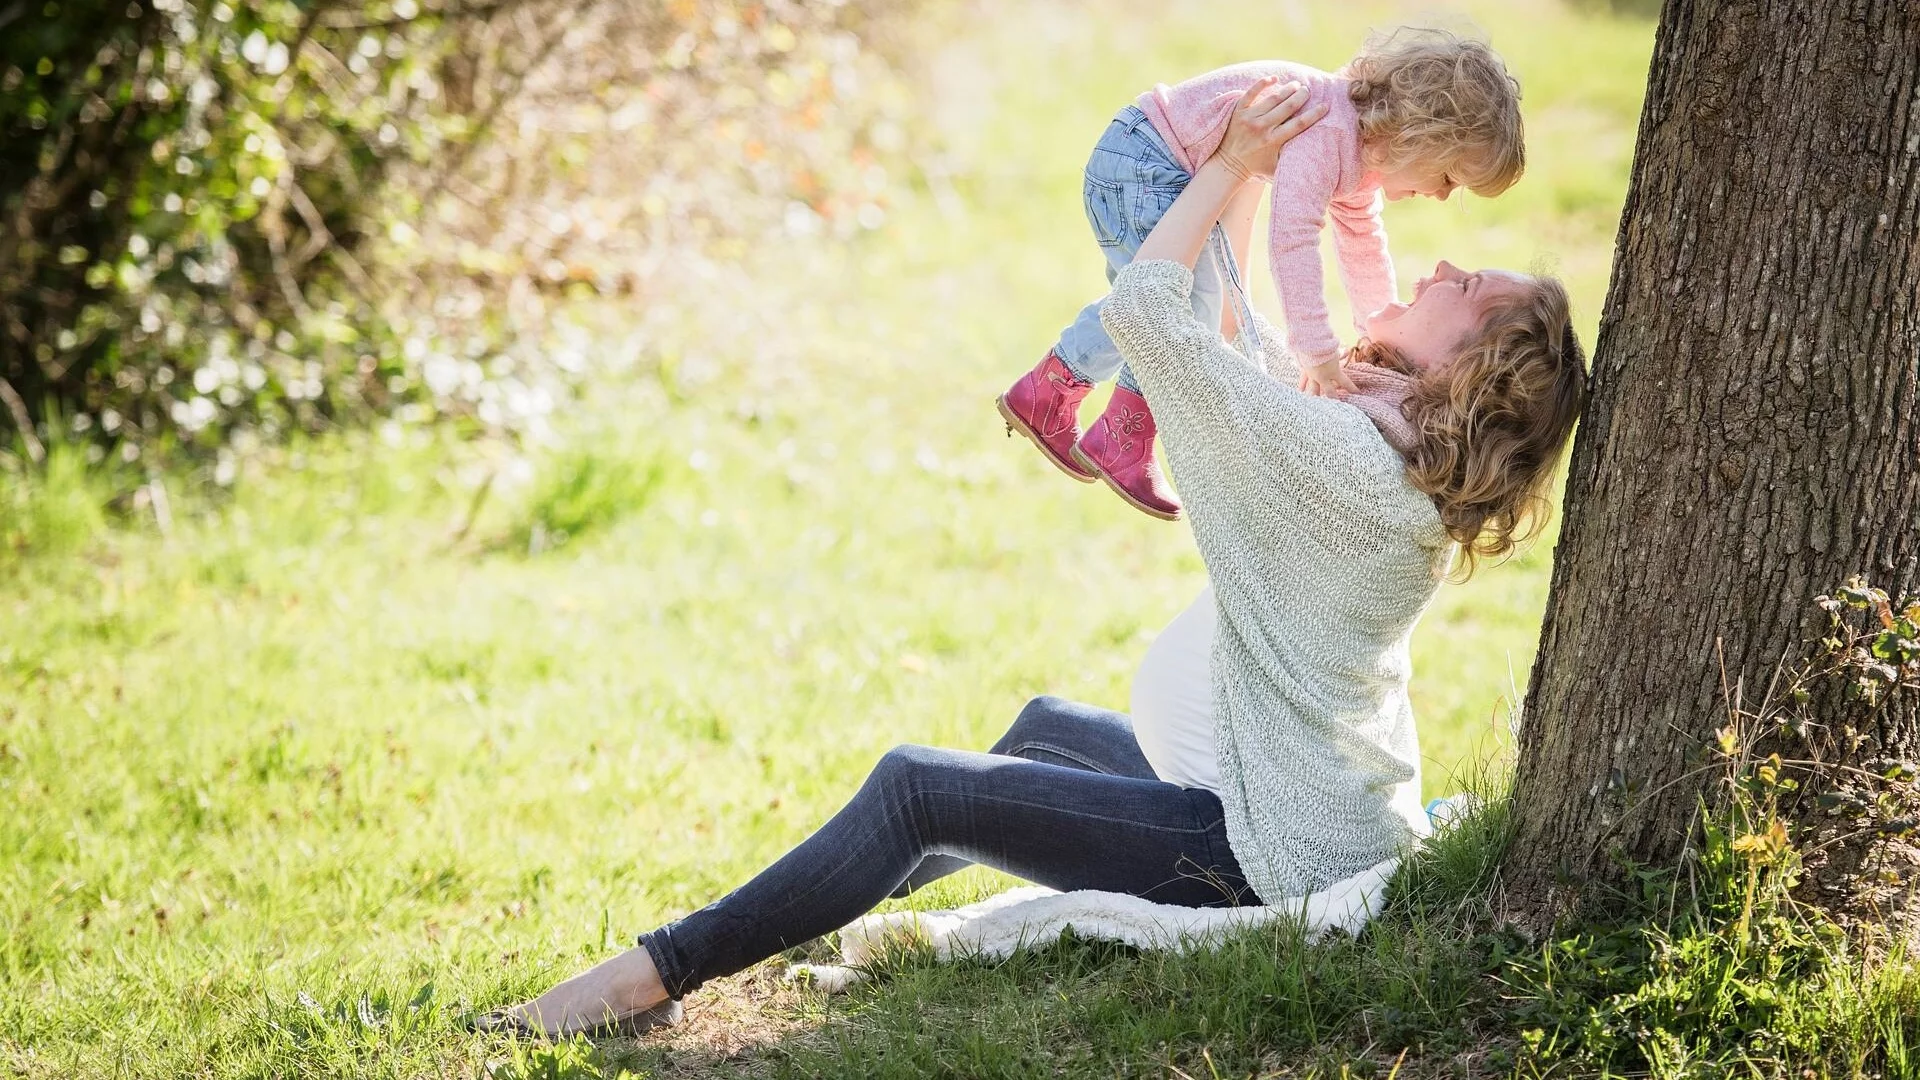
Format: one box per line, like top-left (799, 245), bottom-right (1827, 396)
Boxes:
top-left (785, 857), bottom-right (1399, 993)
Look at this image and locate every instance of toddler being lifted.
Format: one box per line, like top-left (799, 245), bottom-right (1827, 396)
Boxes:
top-left (997, 28), bottom-right (1525, 520)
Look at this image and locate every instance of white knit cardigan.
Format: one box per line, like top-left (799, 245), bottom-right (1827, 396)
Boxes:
top-left (1101, 259), bottom-right (1454, 903)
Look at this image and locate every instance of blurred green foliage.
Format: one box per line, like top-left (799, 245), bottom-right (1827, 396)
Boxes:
top-left (0, 436), bottom-right (108, 560)
top-left (1, 0), bottom-right (462, 458)
top-left (502, 445), bottom-right (666, 556)
top-left (0, 0), bottom-right (926, 467)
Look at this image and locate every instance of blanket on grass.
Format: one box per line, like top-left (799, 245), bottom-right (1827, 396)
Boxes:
top-left (784, 857), bottom-right (1398, 994)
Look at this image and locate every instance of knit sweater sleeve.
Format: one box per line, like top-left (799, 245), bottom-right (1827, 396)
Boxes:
top-left (1245, 309), bottom-right (1299, 384)
top-left (1102, 259), bottom-right (1404, 545)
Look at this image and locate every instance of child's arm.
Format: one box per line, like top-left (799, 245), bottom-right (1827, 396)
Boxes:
top-left (1265, 143), bottom-right (1360, 398)
top-left (1329, 192), bottom-right (1396, 335)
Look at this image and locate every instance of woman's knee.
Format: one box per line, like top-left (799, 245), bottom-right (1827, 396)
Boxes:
top-left (993, 694), bottom-right (1088, 754)
top-left (862, 744), bottom-right (972, 842)
top-left (866, 743), bottom-right (949, 796)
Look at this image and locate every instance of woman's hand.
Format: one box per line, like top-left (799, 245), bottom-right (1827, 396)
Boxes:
top-left (1213, 77), bottom-right (1326, 183)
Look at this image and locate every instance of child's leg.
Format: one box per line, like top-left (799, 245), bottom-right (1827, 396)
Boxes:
top-left (1053, 228), bottom-right (1144, 386)
top-left (1078, 207), bottom-right (1229, 521)
top-left (1052, 110), bottom-right (1196, 385)
top-left (1004, 110), bottom-right (1193, 482)
top-left (1112, 225), bottom-right (1229, 394)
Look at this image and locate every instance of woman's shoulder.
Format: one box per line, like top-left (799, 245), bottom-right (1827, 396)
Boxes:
top-left (1266, 403), bottom-right (1449, 544)
top-left (1379, 469), bottom-right (1450, 548)
top-left (1224, 402), bottom-right (1443, 539)
top-left (1325, 419), bottom-right (1447, 530)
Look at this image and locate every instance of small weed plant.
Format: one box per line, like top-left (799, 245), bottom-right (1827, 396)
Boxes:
top-left (1497, 579), bottom-right (1920, 1078)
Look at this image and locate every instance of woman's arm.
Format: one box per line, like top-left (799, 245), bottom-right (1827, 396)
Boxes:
top-left (1103, 86), bottom-right (1405, 541)
top-left (1223, 181), bottom-right (1262, 274)
top-left (1217, 181), bottom-right (1263, 344)
top-left (1102, 263), bottom-right (1406, 546)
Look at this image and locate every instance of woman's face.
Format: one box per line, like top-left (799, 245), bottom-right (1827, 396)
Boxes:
top-left (1364, 261), bottom-right (1533, 373)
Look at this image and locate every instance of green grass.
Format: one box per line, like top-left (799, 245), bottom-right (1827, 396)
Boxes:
top-left (4, 0), bottom-right (1851, 1076)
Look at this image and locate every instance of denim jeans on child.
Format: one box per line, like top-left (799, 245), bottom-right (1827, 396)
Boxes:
top-left (1056, 105), bottom-right (1246, 394)
top-left (638, 695), bottom-right (1258, 998)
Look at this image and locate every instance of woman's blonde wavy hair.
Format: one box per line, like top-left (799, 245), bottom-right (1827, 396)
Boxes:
top-left (1347, 27), bottom-right (1525, 197)
top-left (1355, 277), bottom-right (1587, 579)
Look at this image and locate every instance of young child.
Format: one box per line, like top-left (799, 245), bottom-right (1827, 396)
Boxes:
top-left (997, 28), bottom-right (1525, 520)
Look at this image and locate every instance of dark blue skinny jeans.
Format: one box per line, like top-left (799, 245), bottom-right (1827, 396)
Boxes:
top-left (639, 695), bottom-right (1257, 998)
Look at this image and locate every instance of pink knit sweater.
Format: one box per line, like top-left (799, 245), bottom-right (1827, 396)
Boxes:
top-left (1138, 61), bottom-right (1395, 365)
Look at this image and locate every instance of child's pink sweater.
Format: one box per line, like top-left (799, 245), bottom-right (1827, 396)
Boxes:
top-left (1138, 61), bottom-right (1394, 364)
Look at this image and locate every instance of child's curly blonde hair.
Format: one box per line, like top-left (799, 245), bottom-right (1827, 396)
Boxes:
top-left (1347, 27), bottom-right (1525, 197)
top-left (1354, 277), bottom-right (1587, 579)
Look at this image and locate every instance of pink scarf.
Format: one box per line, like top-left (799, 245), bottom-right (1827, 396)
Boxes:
top-left (1341, 363), bottom-right (1420, 455)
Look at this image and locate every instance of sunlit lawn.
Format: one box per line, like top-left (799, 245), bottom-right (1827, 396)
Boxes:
top-left (0, 1), bottom-right (1652, 1076)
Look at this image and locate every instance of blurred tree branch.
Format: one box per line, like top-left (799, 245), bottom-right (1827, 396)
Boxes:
top-left (319, 0), bottom-right (538, 30)
top-left (0, 376), bottom-right (42, 462)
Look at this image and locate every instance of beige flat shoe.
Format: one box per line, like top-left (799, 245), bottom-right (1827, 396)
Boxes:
top-left (468, 997), bottom-right (683, 1039)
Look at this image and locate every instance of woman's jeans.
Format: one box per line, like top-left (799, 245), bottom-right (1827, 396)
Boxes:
top-left (639, 696), bottom-right (1257, 998)
top-left (1055, 105), bottom-right (1233, 394)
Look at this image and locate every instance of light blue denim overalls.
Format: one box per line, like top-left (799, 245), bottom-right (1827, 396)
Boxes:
top-left (1054, 104), bottom-right (1263, 392)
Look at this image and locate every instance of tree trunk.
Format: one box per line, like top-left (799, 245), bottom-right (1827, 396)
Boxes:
top-left (1503, 0), bottom-right (1920, 924)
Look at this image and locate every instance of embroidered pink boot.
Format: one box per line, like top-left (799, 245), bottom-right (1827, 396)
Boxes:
top-left (1072, 386), bottom-right (1181, 521)
top-left (997, 350), bottom-right (1097, 482)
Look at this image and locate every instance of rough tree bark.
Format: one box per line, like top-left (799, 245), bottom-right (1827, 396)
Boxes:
top-left (1503, 0), bottom-right (1920, 922)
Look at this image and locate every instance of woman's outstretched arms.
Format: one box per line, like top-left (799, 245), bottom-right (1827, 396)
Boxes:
top-left (1104, 82), bottom-right (1415, 541)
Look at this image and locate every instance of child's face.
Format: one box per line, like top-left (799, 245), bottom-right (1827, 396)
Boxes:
top-left (1364, 260), bottom-right (1532, 373)
top-left (1378, 163), bottom-right (1459, 202)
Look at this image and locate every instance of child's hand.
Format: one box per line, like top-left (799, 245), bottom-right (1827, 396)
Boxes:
top-left (1216, 77), bottom-right (1327, 183)
top-left (1299, 354), bottom-right (1360, 400)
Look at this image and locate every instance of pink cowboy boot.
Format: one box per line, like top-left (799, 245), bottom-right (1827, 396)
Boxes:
top-left (1072, 386), bottom-right (1181, 521)
top-left (997, 350), bottom-right (1097, 482)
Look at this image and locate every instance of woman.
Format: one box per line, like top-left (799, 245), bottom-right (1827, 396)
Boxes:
top-left (477, 81), bottom-right (1587, 1038)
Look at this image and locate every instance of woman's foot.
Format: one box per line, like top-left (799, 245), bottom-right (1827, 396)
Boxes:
top-left (998, 349), bottom-right (1098, 482)
top-left (1073, 386), bottom-right (1181, 520)
top-left (472, 945), bottom-right (682, 1039)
